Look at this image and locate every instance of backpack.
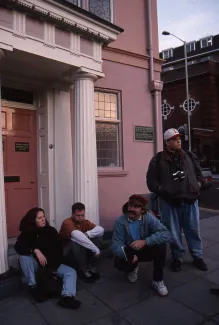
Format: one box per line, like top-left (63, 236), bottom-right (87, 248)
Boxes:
top-left (35, 267), bottom-right (62, 298)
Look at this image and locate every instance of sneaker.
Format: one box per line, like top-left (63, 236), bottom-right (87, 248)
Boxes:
top-left (79, 269), bottom-right (95, 283)
top-left (171, 259), bottom-right (182, 272)
top-left (58, 296), bottom-right (81, 309)
top-left (152, 281), bottom-right (168, 297)
top-left (127, 264), bottom-right (139, 283)
top-left (28, 285), bottom-right (47, 303)
top-left (88, 266), bottom-right (101, 281)
top-left (193, 258), bottom-right (208, 271)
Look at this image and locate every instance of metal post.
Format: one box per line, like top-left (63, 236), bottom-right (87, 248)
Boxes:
top-left (183, 42), bottom-right (191, 151)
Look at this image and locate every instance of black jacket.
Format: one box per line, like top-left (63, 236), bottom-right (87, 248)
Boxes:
top-left (14, 226), bottom-right (63, 270)
top-left (146, 149), bottom-right (204, 202)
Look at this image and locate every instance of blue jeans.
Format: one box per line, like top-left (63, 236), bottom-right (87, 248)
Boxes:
top-left (159, 199), bottom-right (202, 260)
top-left (19, 255), bottom-right (77, 297)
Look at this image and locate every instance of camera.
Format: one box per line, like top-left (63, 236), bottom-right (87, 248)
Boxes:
top-left (172, 171), bottom-right (185, 181)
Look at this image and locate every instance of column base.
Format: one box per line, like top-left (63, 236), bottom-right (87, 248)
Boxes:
top-left (0, 267), bottom-right (22, 299)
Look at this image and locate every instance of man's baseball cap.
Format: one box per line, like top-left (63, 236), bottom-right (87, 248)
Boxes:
top-left (164, 128), bottom-right (182, 141)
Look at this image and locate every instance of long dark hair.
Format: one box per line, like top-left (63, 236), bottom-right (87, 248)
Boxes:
top-left (19, 207), bottom-right (48, 232)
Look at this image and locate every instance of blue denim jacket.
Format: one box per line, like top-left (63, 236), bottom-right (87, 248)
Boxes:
top-left (111, 212), bottom-right (171, 259)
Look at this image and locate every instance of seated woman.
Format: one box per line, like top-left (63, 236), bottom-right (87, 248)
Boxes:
top-left (14, 207), bottom-right (81, 309)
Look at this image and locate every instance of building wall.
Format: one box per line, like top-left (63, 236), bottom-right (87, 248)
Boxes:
top-left (93, 0), bottom-right (161, 229)
top-left (110, 0), bottom-right (159, 58)
top-left (96, 60), bottom-right (154, 229)
top-left (162, 61), bottom-right (219, 165)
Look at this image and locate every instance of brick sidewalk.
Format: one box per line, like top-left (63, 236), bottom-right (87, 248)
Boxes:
top-left (1, 215), bottom-right (219, 325)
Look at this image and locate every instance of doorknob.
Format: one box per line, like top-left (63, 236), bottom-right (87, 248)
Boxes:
top-left (30, 181), bottom-right (35, 184)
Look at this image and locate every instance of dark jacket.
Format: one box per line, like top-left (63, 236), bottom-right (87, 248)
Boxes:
top-left (14, 226), bottom-right (63, 270)
top-left (111, 212), bottom-right (171, 260)
top-left (146, 149), bottom-right (204, 202)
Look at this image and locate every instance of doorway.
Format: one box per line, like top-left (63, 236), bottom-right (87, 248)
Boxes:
top-left (2, 105), bottom-right (38, 237)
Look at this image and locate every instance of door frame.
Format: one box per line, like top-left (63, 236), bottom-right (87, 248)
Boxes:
top-left (2, 99), bottom-right (40, 236)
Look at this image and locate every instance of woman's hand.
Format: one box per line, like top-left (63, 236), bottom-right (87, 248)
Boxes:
top-left (34, 249), bottom-right (47, 266)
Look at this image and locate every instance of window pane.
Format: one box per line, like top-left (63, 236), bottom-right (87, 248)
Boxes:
top-left (89, 0), bottom-right (111, 22)
top-left (94, 91), bottom-right (118, 120)
top-left (96, 123), bottom-right (119, 167)
top-left (65, 0), bottom-right (78, 5)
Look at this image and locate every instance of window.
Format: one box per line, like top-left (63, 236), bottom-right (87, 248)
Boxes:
top-left (89, 0), bottom-right (112, 22)
top-left (200, 36), bottom-right (213, 48)
top-left (162, 48), bottom-right (173, 60)
top-left (186, 41), bottom-right (196, 53)
top-left (187, 60), bottom-right (197, 66)
top-left (95, 91), bottom-right (121, 167)
top-left (163, 66), bottom-right (174, 72)
top-left (65, 0), bottom-right (80, 5)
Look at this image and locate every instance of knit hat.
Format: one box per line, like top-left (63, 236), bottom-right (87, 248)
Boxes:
top-left (128, 194), bottom-right (148, 207)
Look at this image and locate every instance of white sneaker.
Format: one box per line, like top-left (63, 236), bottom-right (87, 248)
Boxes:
top-left (152, 281), bottom-right (168, 296)
top-left (128, 264), bottom-right (139, 283)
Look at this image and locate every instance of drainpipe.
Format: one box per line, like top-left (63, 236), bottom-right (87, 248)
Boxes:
top-left (146, 0), bottom-right (163, 153)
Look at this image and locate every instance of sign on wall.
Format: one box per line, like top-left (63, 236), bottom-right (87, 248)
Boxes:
top-left (15, 142), bottom-right (30, 152)
top-left (134, 126), bottom-right (154, 142)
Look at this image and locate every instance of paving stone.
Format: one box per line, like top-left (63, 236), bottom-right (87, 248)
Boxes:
top-left (213, 315), bottom-right (219, 323)
top-left (88, 277), bottom-right (149, 311)
top-left (201, 229), bottom-right (219, 243)
top-left (200, 215), bottom-right (219, 229)
top-left (0, 293), bottom-right (47, 325)
top-left (171, 278), bottom-right (219, 316)
top-left (88, 314), bottom-right (129, 325)
top-left (183, 256), bottom-right (219, 277)
top-left (120, 296), bottom-right (204, 325)
top-left (204, 244), bottom-right (219, 261)
top-left (36, 289), bottom-right (111, 325)
top-left (203, 269), bottom-right (219, 286)
top-left (139, 261), bottom-right (196, 291)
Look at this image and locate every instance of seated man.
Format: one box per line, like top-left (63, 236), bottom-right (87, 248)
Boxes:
top-left (112, 194), bottom-right (171, 297)
top-left (60, 202), bottom-right (104, 282)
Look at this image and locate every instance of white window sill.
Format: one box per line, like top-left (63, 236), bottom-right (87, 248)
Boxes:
top-left (98, 169), bottom-right (128, 178)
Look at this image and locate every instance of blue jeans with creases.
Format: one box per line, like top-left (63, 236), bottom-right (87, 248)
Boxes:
top-left (159, 199), bottom-right (202, 260)
top-left (19, 255), bottom-right (77, 297)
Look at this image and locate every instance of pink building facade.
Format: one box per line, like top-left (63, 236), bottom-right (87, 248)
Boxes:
top-left (0, 0), bottom-right (163, 274)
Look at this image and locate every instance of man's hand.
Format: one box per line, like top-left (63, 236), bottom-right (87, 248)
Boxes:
top-left (95, 253), bottom-right (100, 259)
top-left (130, 240), bottom-right (146, 250)
top-left (132, 255), bottom-right (138, 264)
top-left (34, 249), bottom-right (47, 266)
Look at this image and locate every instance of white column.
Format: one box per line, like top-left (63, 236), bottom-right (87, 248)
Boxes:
top-left (72, 73), bottom-right (99, 224)
top-left (0, 50), bottom-right (9, 274)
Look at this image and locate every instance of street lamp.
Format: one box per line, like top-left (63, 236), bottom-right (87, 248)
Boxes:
top-left (162, 31), bottom-right (191, 151)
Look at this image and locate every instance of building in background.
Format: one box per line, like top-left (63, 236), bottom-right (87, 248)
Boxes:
top-left (0, 0), bottom-right (163, 274)
top-left (160, 34), bottom-right (219, 171)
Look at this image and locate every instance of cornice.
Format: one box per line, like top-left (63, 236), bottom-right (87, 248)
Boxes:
top-left (1, 0), bottom-right (121, 44)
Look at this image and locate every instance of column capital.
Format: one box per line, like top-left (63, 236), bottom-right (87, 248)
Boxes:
top-left (73, 72), bottom-right (98, 83)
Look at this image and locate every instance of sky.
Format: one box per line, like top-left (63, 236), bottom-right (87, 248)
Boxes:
top-left (158, 0), bottom-right (219, 51)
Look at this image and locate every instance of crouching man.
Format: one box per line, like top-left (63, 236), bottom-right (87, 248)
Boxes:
top-left (60, 202), bottom-right (104, 282)
top-left (112, 195), bottom-right (171, 297)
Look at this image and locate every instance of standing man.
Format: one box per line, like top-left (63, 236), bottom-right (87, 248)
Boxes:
top-left (146, 128), bottom-right (208, 272)
top-left (59, 202), bottom-right (104, 282)
top-left (112, 194), bottom-right (171, 297)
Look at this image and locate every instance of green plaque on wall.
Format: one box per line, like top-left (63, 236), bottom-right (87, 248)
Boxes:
top-left (134, 126), bottom-right (154, 142)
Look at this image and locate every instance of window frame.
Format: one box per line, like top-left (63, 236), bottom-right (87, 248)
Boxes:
top-left (186, 41), bottom-right (196, 53)
top-left (162, 48), bottom-right (173, 60)
top-left (94, 88), bottom-right (122, 169)
top-left (87, 0), bottom-right (114, 23)
top-left (200, 36), bottom-right (213, 49)
top-left (63, 0), bottom-right (82, 6)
